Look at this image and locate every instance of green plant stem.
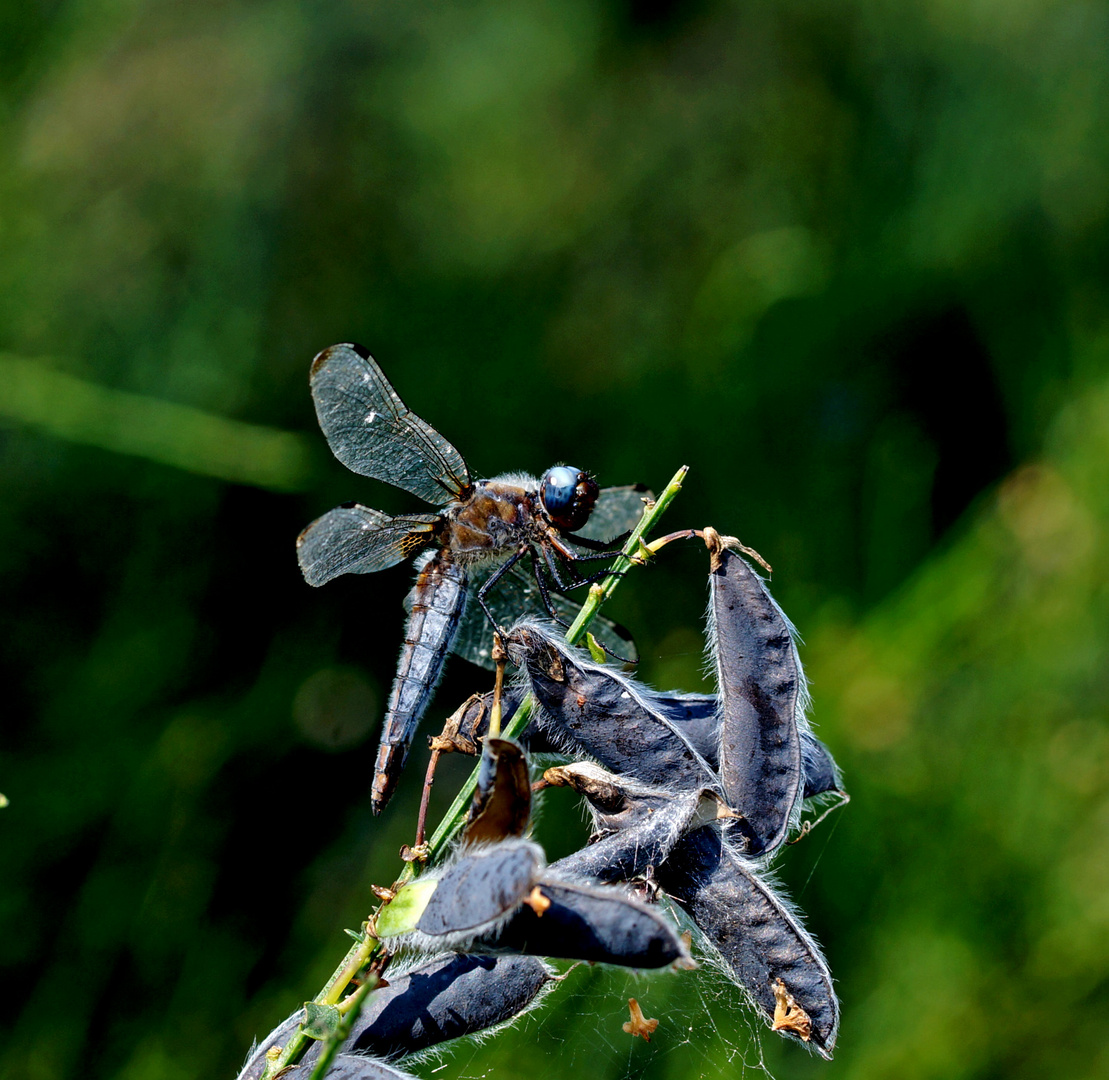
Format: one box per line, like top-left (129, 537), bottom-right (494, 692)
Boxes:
top-left (261, 932), bottom-right (380, 1079)
top-left (307, 971), bottom-right (381, 1080)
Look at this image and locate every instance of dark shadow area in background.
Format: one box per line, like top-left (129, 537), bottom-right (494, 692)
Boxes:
top-left (884, 304), bottom-right (1012, 537)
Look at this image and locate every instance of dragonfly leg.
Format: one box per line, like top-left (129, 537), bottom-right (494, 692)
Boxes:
top-left (563, 529), bottom-right (633, 553)
top-left (476, 546), bottom-right (529, 632)
top-left (528, 549), bottom-right (637, 666)
top-left (527, 548), bottom-right (574, 630)
top-left (542, 540), bottom-right (630, 594)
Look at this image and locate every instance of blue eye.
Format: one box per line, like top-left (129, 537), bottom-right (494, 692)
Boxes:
top-left (540, 466), bottom-right (599, 532)
top-left (541, 466), bottom-right (578, 513)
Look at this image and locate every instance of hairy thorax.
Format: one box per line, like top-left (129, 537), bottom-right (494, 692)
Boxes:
top-left (440, 478), bottom-right (549, 564)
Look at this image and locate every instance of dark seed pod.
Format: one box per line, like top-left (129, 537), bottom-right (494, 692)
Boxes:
top-left (657, 826), bottom-right (838, 1058)
top-left (236, 955), bottom-right (554, 1079)
top-left (800, 732), bottom-right (843, 800)
top-left (505, 623), bottom-right (719, 793)
top-left (347, 954), bottom-right (554, 1058)
top-left (706, 530), bottom-right (804, 855)
top-left (417, 840), bottom-right (543, 936)
top-left (472, 878), bottom-right (688, 968)
top-left (652, 693), bottom-right (841, 800)
top-left (652, 692), bottom-right (721, 765)
top-left (444, 687), bottom-right (843, 806)
top-left (544, 762), bottom-right (734, 884)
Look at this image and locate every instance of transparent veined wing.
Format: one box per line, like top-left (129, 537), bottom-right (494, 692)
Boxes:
top-left (570, 484), bottom-right (652, 544)
top-left (444, 561), bottom-right (637, 670)
top-left (297, 505), bottom-right (440, 586)
top-left (310, 343), bottom-right (472, 506)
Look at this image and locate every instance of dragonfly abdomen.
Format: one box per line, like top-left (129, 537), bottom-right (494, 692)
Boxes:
top-left (372, 551), bottom-right (468, 814)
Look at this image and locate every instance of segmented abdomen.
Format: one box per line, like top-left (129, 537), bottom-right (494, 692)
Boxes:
top-left (372, 551), bottom-right (467, 814)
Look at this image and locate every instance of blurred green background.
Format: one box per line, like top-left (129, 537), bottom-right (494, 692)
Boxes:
top-left (3, 1), bottom-right (1108, 1078)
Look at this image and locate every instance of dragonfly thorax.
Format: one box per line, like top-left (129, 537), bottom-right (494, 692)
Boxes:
top-left (441, 478), bottom-right (545, 564)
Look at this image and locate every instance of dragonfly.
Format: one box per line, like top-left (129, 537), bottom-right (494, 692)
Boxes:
top-left (296, 343), bottom-right (647, 815)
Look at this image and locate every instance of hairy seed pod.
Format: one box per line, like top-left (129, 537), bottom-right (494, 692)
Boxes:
top-left (800, 732), bottom-right (842, 799)
top-left (544, 762), bottom-right (733, 883)
top-left (417, 840), bottom-right (543, 936)
top-left (471, 878), bottom-right (688, 968)
top-left (505, 622), bottom-right (719, 792)
top-left (652, 691), bottom-right (721, 763)
top-left (237, 955), bottom-right (554, 1079)
top-left (657, 826), bottom-right (838, 1058)
top-left (652, 692), bottom-right (842, 801)
top-left (666, 700), bottom-right (842, 804)
top-left (445, 687), bottom-right (843, 805)
top-left (347, 954), bottom-right (554, 1058)
top-left (706, 531), bottom-right (804, 855)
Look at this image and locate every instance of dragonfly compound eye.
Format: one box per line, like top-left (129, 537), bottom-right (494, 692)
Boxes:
top-left (540, 466), bottom-right (600, 532)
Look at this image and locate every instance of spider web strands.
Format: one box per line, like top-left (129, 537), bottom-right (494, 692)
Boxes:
top-left (416, 464), bottom-right (689, 869)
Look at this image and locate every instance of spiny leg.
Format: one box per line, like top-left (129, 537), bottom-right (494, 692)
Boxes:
top-left (475, 545), bottom-right (529, 631)
top-left (528, 549), bottom-right (636, 665)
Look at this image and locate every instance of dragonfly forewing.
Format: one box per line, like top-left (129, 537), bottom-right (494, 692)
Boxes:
top-left (310, 344), bottom-right (472, 505)
top-left (297, 506), bottom-right (440, 587)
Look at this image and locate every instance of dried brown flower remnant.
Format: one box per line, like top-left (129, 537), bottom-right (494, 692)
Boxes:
top-left (622, 998), bottom-right (659, 1041)
top-left (524, 886), bottom-right (551, 916)
top-left (772, 978), bottom-right (812, 1041)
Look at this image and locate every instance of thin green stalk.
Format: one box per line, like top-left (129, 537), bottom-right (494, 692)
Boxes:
top-left (307, 971), bottom-right (381, 1080)
top-left (260, 932), bottom-right (380, 1079)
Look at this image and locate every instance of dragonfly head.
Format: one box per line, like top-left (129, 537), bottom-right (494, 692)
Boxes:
top-left (540, 465), bottom-right (600, 533)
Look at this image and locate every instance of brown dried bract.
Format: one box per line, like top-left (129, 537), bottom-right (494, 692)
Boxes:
top-left (771, 978), bottom-right (812, 1041)
top-left (463, 738), bottom-right (531, 845)
top-left (702, 525), bottom-right (772, 574)
top-left (432, 692), bottom-right (489, 756)
top-left (622, 998), bottom-right (659, 1041)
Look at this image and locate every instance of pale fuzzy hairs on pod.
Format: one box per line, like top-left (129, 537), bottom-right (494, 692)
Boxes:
top-left (392, 838), bottom-right (546, 956)
top-left (543, 762), bottom-right (734, 886)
